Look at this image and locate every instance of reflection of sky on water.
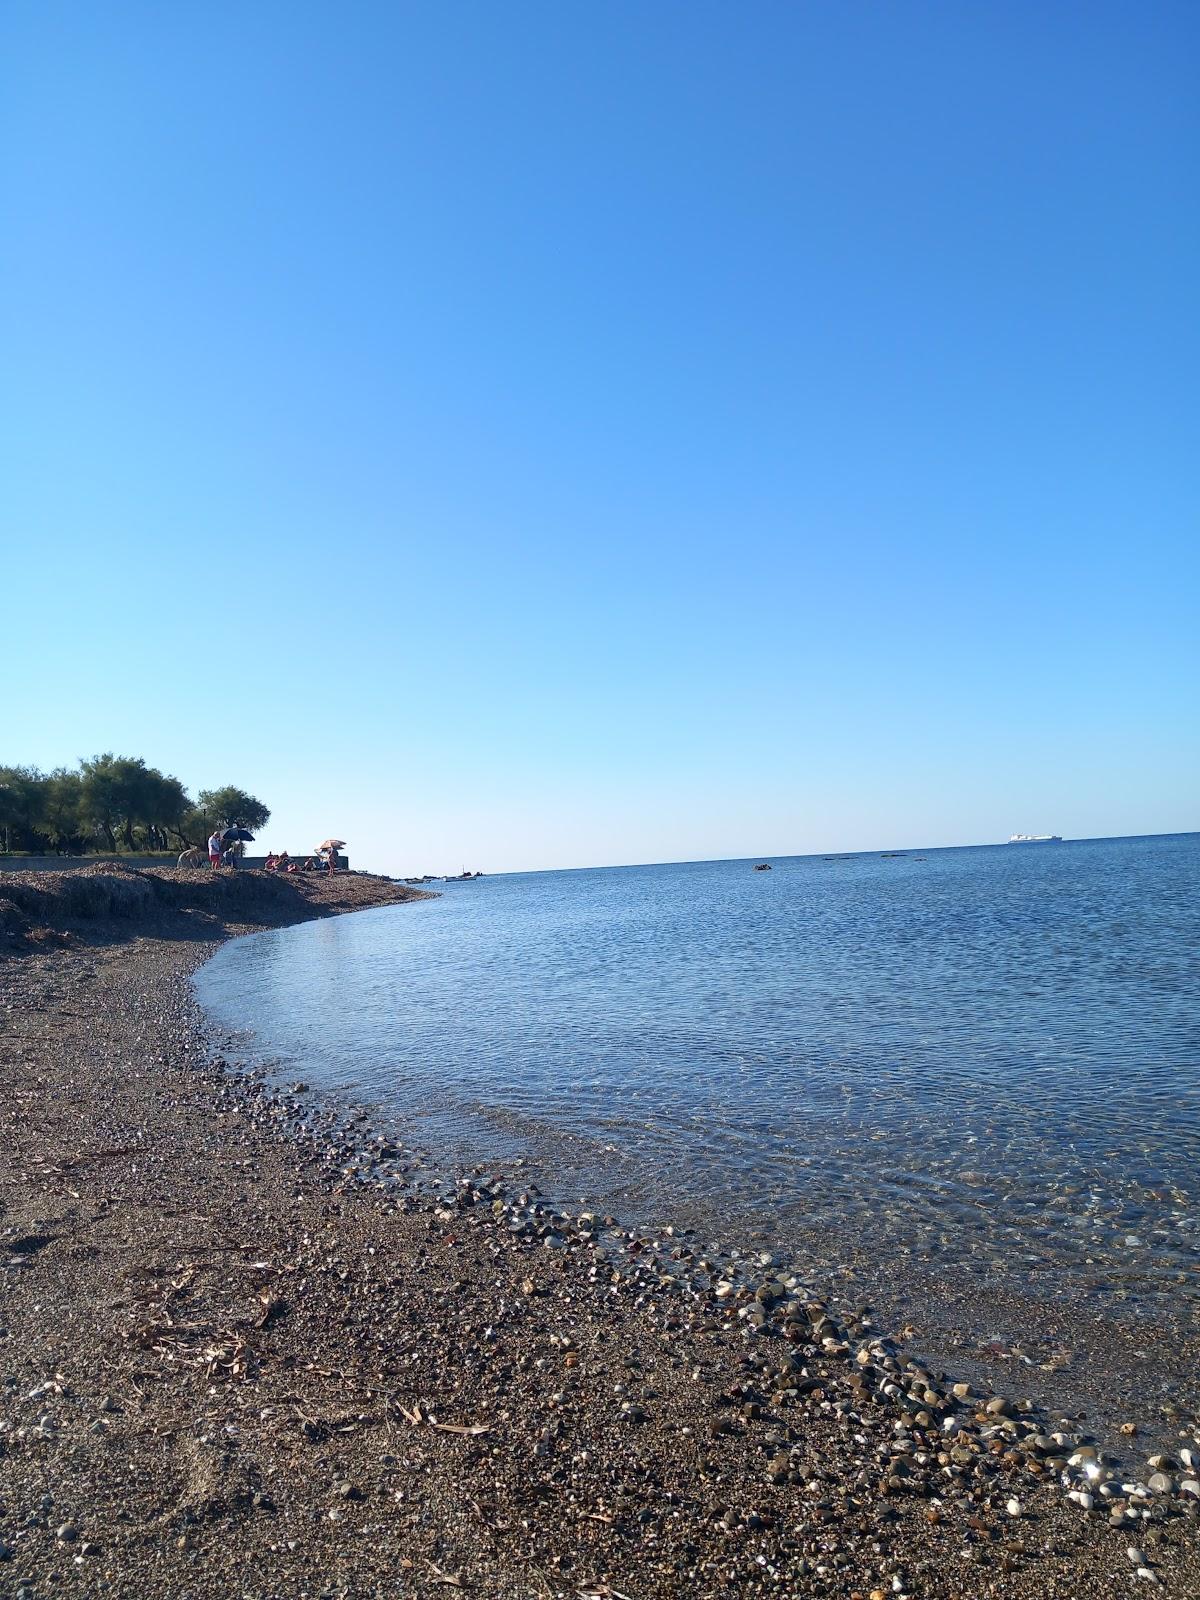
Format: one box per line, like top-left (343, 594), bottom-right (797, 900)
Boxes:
top-left (196, 835), bottom-right (1200, 1306)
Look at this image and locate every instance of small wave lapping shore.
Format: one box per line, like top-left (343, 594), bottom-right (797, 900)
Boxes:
top-left (0, 868), bottom-right (1197, 1597)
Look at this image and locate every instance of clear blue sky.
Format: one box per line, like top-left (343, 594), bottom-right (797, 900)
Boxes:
top-left (3, 2), bottom-right (1197, 873)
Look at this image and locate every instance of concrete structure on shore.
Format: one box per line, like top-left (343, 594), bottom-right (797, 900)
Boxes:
top-left (0, 853), bottom-right (179, 873)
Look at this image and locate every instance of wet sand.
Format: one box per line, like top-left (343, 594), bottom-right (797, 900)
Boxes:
top-left (0, 867), bottom-right (1197, 1597)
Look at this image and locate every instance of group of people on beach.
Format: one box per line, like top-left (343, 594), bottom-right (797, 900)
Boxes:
top-left (204, 833), bottom-right (337, 874)
top-left (207, 831), bottom-right (244, 869)
top-left (263, 850), bottom-right (332, 874)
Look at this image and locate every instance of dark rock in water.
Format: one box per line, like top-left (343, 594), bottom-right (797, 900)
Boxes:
top-left (753, 863), bottom-right (772, 871)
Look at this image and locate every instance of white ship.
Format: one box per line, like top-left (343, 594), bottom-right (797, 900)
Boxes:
top-left (1008, 833), bottom-right (1062, 844)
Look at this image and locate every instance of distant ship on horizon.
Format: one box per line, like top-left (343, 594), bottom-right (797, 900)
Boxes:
top-left (1008, 833), bottom-right (1063, 844)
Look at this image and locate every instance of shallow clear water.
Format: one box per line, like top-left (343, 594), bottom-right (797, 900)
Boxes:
top-left (195, 835), bottom-right (1200, 1331)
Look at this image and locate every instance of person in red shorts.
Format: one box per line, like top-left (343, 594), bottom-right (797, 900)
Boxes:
top-left (208, 830), bottom-right (223, 869)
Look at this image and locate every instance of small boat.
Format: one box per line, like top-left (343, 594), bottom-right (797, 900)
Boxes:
top-left (1007, 834), bottom-right (1062, 844)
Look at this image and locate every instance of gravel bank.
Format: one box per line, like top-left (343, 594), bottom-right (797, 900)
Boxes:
top-left (0, 870), bottom-right (1196, 1597)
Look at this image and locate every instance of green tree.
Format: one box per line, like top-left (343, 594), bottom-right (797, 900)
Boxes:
top-left (183, 785), bottom-right (271, 846)
top-left (79, 753), bottom-right (139, 850)
top-left (4, 757), bottom-right (267, 854)
top-left (40, 768), bottom-right (87, 853)
top-left (0, 765), bottom-right (47, 853)
top-left (134, 769), bottom-right (190, 849)
top-left (78, 754), bottom-right (195, 851)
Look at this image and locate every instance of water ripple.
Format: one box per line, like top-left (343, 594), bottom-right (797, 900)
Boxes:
top-left (195, 835), bottom-right (1200, 1315)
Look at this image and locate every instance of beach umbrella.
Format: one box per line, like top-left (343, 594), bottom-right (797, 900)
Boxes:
top-left (319, 838), bottom-right (346, 849)
top-left (222, 826), bottom-right (256, 843)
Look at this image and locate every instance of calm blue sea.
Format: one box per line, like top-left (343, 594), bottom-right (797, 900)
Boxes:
top-left (195, 834), bottom-right (1200, 1343)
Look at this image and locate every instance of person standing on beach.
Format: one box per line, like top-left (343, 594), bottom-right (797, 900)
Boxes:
top-left (208, 829), bottom-right (223, 869)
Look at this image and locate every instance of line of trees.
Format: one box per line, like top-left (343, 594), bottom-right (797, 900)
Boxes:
top-left (0, 755), bottom-right (270, 856)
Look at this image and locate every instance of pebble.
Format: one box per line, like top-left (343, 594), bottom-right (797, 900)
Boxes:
top-left (56, 1525), bottom-right (78, 1543)
top-left (11, 904), bottom-right (1200, 1600)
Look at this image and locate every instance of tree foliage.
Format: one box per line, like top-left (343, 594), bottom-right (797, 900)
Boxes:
top-left (0, 756), bottom-right (269, 855)
top-left (0, 766), bottom-right (44, 853)
top-left (79, 754), bottom-right (192, 850)
top-left (198, 787), bottom-right (271, 832)
top-left (41, 769), bottom-right (88, 853)
top-left (181, 787), bottom-right (271, 847)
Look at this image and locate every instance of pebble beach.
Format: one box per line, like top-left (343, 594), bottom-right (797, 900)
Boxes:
top-left (1, 866), bottom-right (1197, 1598)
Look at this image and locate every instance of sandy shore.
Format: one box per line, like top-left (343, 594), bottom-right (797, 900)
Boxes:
top-left (0, 868), bottom-right (1197, 1598)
